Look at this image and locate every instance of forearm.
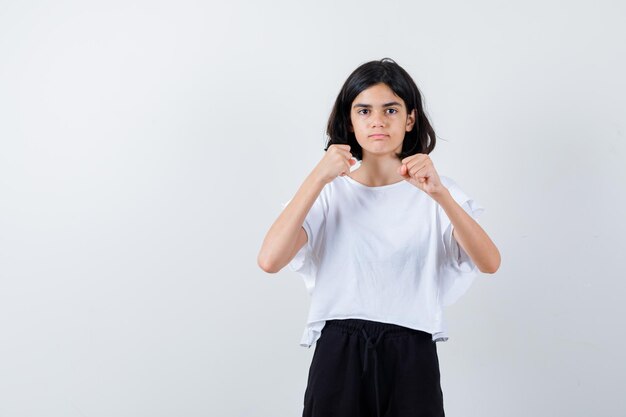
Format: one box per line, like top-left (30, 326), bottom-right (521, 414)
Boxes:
top-left (432, 188), bottom-right (501, 273)
top-left (257, 172), bottom-right (326, 272)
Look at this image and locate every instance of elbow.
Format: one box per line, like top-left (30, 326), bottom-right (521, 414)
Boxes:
top-left (480, 250), bottom-right (501, 274)
top-left (257, 253), bottom-right (281, 274)
top-left (480, 265), bottom-right (499, 274)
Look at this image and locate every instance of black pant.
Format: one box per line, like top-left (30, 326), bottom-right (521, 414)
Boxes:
top-left (302, 318), bottom-right (445, 417)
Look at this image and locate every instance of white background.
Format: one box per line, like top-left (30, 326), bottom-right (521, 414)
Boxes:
top-left (1, 1), bottom-right (625, 416)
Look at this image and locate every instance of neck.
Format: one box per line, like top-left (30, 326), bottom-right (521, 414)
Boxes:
top-left (350, 153), bottom-right (404, 187)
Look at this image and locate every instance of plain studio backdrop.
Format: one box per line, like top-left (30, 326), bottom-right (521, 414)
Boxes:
top-left (1, 0), bottom-right (625, 416)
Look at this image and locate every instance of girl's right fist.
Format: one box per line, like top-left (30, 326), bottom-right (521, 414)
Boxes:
top-left (313, 144), bottom-right (356, 184)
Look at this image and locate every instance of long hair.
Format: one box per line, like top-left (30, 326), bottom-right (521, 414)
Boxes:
top-left (325, 58), bottom-right (436, 161)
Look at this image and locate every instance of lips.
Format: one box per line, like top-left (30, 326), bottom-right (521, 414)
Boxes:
top-left (369, 134), bottom-right (388, 139)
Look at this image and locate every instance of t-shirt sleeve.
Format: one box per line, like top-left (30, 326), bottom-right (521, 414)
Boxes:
top-left (280, 188), bottom-right (328, 294)
top-left (437, 177), bottom-right (486, 306)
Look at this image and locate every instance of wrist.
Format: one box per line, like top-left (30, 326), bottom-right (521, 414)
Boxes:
top-left (429, 185), bottom-right (451, 204)
top-left (306, 170), bottom-right (330, 188)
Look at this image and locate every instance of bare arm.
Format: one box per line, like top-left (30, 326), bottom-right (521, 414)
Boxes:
top-left (398, 153), bottom-right (501, 274)
top-left (432, 188), bottom-right (501, 274)
top-left (257, 173), bottom-right (325, 273)
top-left (257, 144), bottom-right (355, 274)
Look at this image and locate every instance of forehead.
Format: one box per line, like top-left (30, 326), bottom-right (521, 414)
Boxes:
top-left (352, 83), bottom-right (405, 107)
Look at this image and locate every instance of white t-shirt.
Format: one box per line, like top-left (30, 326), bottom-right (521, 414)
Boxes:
top-left (282, 174), bottom-right (485, 348)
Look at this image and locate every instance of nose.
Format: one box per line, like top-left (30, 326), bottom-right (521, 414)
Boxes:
top-left (370, 111), bottom-right (385, 128)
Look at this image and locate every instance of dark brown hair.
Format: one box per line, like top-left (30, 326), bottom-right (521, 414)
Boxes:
top-left (325, 58), bottom-right (436, 161)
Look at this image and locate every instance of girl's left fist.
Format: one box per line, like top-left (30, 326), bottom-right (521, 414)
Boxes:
top-left (398, 154), bottom-right (446, 196)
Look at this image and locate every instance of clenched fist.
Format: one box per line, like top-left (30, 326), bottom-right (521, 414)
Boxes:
top-left (398, 153), bottom-right (446, 196)
top-left (312, 144), bottom-right (356, 185)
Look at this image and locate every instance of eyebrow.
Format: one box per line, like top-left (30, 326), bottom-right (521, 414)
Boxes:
top-left (352, 101), bottom-right (403, 108)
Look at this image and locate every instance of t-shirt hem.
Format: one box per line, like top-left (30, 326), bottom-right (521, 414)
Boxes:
top-left (299, 315), bottom-right (449, 347)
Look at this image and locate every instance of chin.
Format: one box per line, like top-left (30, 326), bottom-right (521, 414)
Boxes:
top-left (364, 145), bottom-right (402, 154)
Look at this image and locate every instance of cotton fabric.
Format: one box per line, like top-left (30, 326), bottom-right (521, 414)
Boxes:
top-left (282, 174), bottom-right (485, 348)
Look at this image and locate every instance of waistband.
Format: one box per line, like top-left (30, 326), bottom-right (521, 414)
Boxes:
top-left (324, 318), bottom-right (432, 340)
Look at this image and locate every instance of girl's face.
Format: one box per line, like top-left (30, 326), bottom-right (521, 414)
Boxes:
top-left (349, 83), bottom-right (416, 160)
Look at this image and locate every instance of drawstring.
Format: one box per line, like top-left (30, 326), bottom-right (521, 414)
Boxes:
top-left (361, 327), bottom-right (387, 417)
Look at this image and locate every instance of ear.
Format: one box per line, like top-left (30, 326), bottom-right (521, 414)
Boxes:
top-left (406, 109), bottom-right (416, 131)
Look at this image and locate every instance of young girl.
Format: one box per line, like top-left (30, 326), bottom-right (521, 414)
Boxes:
top-left (258, 58), bottom-right (501, 417)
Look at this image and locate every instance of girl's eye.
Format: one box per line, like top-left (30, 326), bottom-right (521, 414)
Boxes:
top-left (356, 108), bottom-right (398, 115)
